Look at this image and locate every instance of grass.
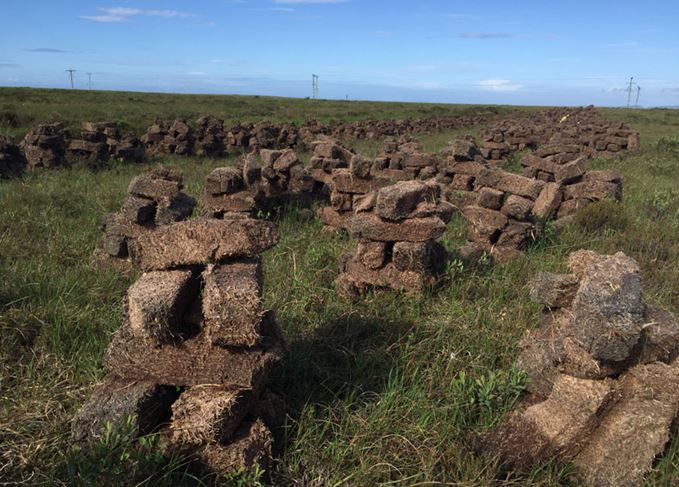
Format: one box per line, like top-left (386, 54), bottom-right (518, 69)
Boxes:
top-left (1, 90), bottom-right (678, 485)
top-left (0, 87), bottom-right (518, 140)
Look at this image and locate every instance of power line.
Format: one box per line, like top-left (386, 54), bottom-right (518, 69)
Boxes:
top-left (312, 74), bottom-right (319, 99)
top-left (66, 68), bottom-right (76, 89)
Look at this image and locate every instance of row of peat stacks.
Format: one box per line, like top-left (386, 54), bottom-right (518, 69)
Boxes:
top-left (312, 131), bottom-right (624, 263)
top-left (97, 133), bottom-right (627, 274)
top-left (459, 159), bottom-right (622, 261)
top-left (1, 112), bottom-right (495, 177)
top-left (16, 122), bottom-right (144, 170)
top-left (479, 106), bottom-right (640, 165)
top-left (1, 107), bottom-right (638, 179)
top-left (73, 215), bottom-right (286, 476)
top-left (482, 250), bottom-right (679, 487)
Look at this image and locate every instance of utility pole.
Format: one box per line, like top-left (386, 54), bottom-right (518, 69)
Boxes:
top-left (635, 86), bottom-right (641, 108)
top-left (626, 76), bottom-right (634, 108)
top-left (66, 68), bottom-right (76, 89)
top-left (87, 72), bottom-right (93, 90)
top-left (312, 74), bottom-right (319, 99)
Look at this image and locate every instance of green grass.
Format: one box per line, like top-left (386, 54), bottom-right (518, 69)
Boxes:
top-left (0, 87), bottom-right (516, 140)
top-left (1, 90), bottom-right (678, 485)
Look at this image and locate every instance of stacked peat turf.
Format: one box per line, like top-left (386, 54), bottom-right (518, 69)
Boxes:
top-left (459, 167), bottom-right (550, 262)
top-left (100, 167), bottom-right (196, 259)
top-left (520, 153), bottom-right (623, 222)
top-left (253, 148), bottom-right (314, 204)
top-left (317, 151), bottom-right (401, 231)
top-left (307, 136), bottom-right (355, 188)
top-left (20, 122), bottom-right (67, 169)
top-left (336, 180), bottom-right (451, 297)
top-left (72, 217), bottom-right (285, 477)
top-left (142, 119), bottom-right (194, 157)
top-left (194, 116), bottom-right (226, 157)
top-left (201, 166), bottom-right (257, 219)
top-left (478, 132), bottom-right (512, 166)
top-left (249, 122), bottom-right (280, 150)
top-left (482, 250), bottom-right (679, 487)
top-left (437, 136), bottom-right (487, 207)
top-left (201, 149), bottom-right (313, 219)
top-left (224, 122), bottom-right (251, 152)
top-left (371, 135), bottom-right (441, 181)
top-left (478, 107), bottom-right (641, 165)
top-left (0, 136), bottom-right (26, 178)
top-left (67, 122), bottom-right (144, 167)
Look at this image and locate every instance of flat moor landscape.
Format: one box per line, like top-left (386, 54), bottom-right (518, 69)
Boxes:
top-left (1, 87), bottom-right (679, 485)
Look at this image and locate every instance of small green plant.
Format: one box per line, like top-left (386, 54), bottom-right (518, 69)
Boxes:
top-left (478, 251), bottom-right (492, 268)
top-left (573, 199), bottom-right (629, 232)
top-left (446, 257), bottom-right (465, 278)
top-left (449, 366), bottom-right (526, 429)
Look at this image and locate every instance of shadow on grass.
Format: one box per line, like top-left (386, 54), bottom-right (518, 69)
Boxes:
top-left (278, 312), bottom-right (412, 410)
top-left (270, 310), bottom-right (414, 455)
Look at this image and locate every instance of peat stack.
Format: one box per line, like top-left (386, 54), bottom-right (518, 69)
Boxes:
top-left (194, 116), bottom-right (226, 157)
top-left (482, 250), bottom-right (679, 487)
top-left (371, 135), bottom-right (440, 181)
top-left (459, 167), bottom-right (552, 262)
top-left (201, 149), bottom-right (313, 219)
top-left (67, 122), bottom-right (144, 166)
top-left (307, 136), bottom-right (355, 188)
top-left (520, 154), bottom-right (623, 221)
top-left (20, 122), bottom-right (67, 169)
top-left (73, 217), bottom-right (285, 477)
top-left (99, 166), bottom-right (196, 259)
top-left (437, 136), bottom-right (487, 208)
top-left (142, 119), bottom-right (194, 157)
top-left (336, 180), bottom-right (451, 297)
top-left (317, 151), bottom-right (403, 231)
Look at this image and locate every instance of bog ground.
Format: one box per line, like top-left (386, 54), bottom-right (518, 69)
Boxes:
top-left (1, 88), bottom-right (679, 486)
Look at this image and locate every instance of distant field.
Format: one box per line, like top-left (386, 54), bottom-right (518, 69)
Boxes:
top-left (1, 89), bottom-right (678, 485)
top-left (0, 87), bottom-right (523, 140)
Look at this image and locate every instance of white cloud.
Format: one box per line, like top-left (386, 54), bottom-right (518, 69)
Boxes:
top-left (374, 31), bottom-right (392, 38)
top-left (80, 7), bottom-right (195, 23)
top-left (478, 79), bottom-right (522, 92)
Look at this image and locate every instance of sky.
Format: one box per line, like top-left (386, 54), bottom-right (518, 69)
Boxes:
top-left (1, 0), bottom-right (678, 107)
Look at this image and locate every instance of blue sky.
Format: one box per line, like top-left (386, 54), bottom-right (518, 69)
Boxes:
top-left (1, 0), bottom-right (678, 106)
